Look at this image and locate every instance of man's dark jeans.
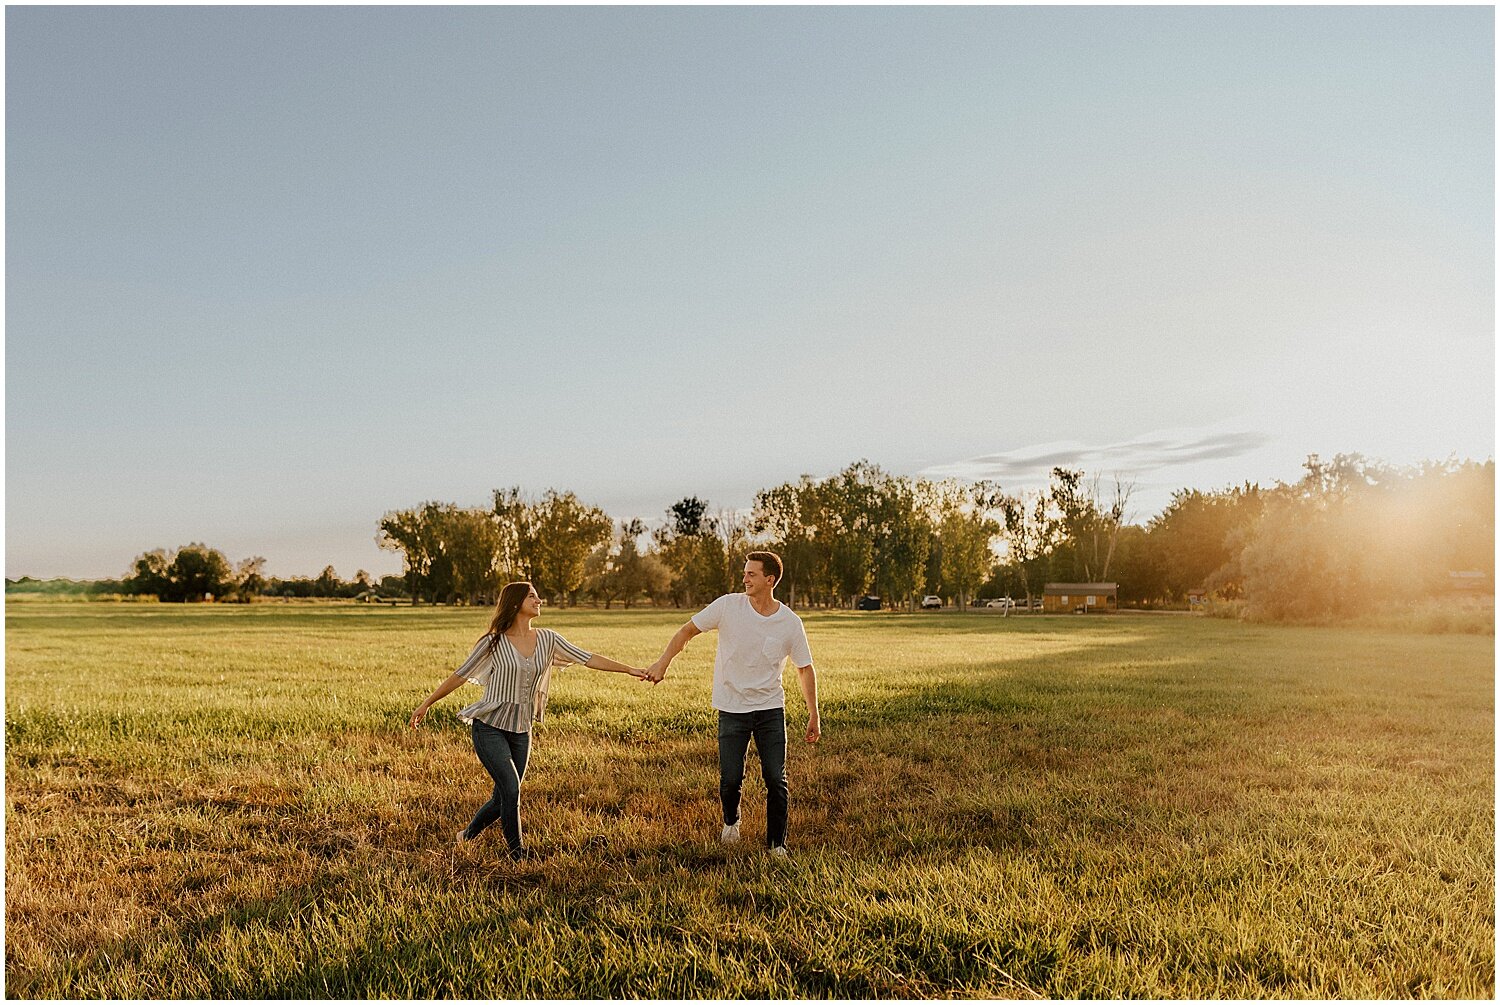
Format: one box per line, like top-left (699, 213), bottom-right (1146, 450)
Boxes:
top-left (466, 720), bottom-right (531, 856)
top-left (718, 707), bottom-right (788, 848)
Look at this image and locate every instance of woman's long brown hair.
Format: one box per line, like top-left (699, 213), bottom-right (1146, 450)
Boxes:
top-left (482, 581), bottom-right (534, 651)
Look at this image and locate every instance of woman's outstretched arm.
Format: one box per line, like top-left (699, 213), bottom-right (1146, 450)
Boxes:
top-left (583, 654), bottom-right (650, 678)
top-left (411, 673), bottom-right (466, 728)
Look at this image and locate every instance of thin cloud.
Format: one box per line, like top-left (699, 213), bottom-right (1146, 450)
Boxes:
top-left (920, 430), bottom-right (1274, 484)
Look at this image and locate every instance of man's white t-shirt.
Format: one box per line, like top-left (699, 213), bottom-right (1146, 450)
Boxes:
top-left (691, 593), bottom-right (814, 713)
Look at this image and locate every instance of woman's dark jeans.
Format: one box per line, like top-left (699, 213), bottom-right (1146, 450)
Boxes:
top-left (718, 707), bottom-right (788, 848)
top-left (466, 720), bottom-right (531, 856)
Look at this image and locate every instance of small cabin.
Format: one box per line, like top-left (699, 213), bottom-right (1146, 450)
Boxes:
top-left (1042, 583), bottom-right (1118, 613)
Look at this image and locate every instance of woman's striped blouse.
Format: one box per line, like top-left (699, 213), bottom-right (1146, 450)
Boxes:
top-left (453, 628), bottom-right (595, 733)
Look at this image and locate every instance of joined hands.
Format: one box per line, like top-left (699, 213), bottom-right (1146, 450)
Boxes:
top-left (638, 658), bottom-right (669, 685)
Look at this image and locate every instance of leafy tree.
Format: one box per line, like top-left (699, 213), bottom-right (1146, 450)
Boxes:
top-left (998, 491), bottom-right (1053, 605)
top-left (637, 551), bottom-right (674, 607)
top-left (1046, 469), bottom-right (1131, 583)
top-left (1236, 489), bottom-right (1347, 620)
top-left (582, 541), bottom-right (617, 607)
top-left (935, 480), bottom-right (1003, 610)
top-left (1235, 453), bottom-right (1495, 620)
top-left (377, 504), bottom-right (446, 604)
top-left (235, 557), bottom-right (268, 600)
top-left (377, 574), bottom-right (409, 599)
top-left (714, 508), bottom-right (754, 595)
top-left (441, 507), bottom-right (508, 604)
top-left (314, 565), bottom-right (342, 598)
top-left (823, 462), bottom-right (885, 606)
top-left (169, 544), bottom-right (235, 601)
top-left (752, 477), bottom-right (828, 608)
top-left (528, 490), bottom-right (612, 605)
top-left (124, 543), bottom-right (235, 602)
top-left (1148, 483), bottom-right (1264, 599)
top-left (653, 497), bottom-right (729, 606)
top-left (490, 487), bottom-right (534, 582)
top-left (614, 519), bottom-right (650, 608)
top-left (870, 474), bottom-right (933, 612)
top-left (1110, 525), bottom-right (1168, 605)
top-left (668, 496), bottom-right (713, 537)
top-left (125, 549), bottom-right (172, 599)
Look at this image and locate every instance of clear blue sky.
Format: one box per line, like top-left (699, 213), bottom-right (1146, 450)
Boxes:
top-left (6, 6), bottom-right (1494, 579)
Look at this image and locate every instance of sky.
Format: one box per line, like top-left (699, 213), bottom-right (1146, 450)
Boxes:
top-left (6, 6), bottom-right (1494, 580)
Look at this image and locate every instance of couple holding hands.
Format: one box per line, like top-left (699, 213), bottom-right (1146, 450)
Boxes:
top-left (411, 551), bottom-right (821, 860)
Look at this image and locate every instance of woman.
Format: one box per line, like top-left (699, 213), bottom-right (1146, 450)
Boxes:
top-left (410, 581), bottom-right (647, 859)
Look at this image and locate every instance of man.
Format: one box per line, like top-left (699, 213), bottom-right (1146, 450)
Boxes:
top-left (647, 551), bottom-right (820, 857)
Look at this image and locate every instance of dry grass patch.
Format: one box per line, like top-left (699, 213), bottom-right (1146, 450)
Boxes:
top-left (6, 604), bottom-right (1493, 997)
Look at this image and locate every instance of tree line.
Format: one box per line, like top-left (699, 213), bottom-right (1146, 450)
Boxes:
top-left (371, 465), bottom-right (1006, 610)
top-left (373, 454), bottom-right (1494, 617)
top-left (982, 452), bottom-right (1493, 620)
top-left (83, 548), bottom-right (397, 603)
top-left (82, 452), bottom-right (1493, 621)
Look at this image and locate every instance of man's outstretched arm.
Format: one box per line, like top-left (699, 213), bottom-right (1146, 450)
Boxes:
top-left (796, 663), bottom-right (820, 743)
top-left (646, 621), bottom-right (702, 682)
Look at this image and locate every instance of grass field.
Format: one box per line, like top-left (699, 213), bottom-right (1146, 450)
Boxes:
top-left (5, 602), bottom-right (1494, 997)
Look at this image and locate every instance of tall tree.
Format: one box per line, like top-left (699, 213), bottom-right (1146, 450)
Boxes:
top-left (823, 461), bottom-right (886, 606)
top-left (668, 496), bottom-right (713, 537)
top-left (236, 556), bottom-right (268, 599)
top-left (527, 490), bottom-right (613, 605)
top-left (653, 497), bottom-right (728, 606)
top-left (714, 508), bottom-right (753, 595)
top-left (1045, 468), bottom-right (1133, 582)
top-left (125, 549), bottom-right (172, 599)
top-left (491, 487), bottom-right (535, 581)
top-left (609, 518), bottom-right (652, 608)
top-left (935, 481), bottom-right (1003, 611)
top-left (998, 490), bottom-right (1053, 605)
top-left (377, 504), bottom-right (442, 604)
top-left (1109, 525), bottom-right (1168, 605)
top-left (442, 507), bottom-right (509, 604)
top-left (870, 473), bottom-right (932, 611)
top-left (752, 477), bottom-right (827, 608)
top-left (314, 565), bottom-right (343, 598)
top-left (125, 543), bottom-right (235, 602)
top-left (1148, 482), bottom-right (1264, 598)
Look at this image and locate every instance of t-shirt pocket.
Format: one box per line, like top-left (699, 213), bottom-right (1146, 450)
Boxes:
top-left (761, 636), bottom-right (787, 666)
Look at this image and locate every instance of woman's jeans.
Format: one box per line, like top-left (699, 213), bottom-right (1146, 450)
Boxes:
top-left (466, 720), bottom-right (531, 855)
top-left (718, 707), bottom-right (789, 848)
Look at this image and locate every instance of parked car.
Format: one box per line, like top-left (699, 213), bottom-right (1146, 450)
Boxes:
top-left (920, 595), bottom-right (943, 609)
top-left (983, 598), bottom-right (1015, 609)
top-left (855, 595), bottom-right (882, 611)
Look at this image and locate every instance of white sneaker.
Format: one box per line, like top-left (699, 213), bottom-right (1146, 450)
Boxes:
top-left (769, 845), bottom-right (789, 858)
top-left (720, 823), bottom-right (741, 844)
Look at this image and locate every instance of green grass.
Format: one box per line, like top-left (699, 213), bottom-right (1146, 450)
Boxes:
top-left (6, 603), bottom-right (1494, 997)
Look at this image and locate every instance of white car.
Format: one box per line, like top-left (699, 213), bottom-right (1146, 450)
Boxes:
top-left (920, 595), bottom-right (943, 609)
top-left (983, 598), bottom-right (1015, 609)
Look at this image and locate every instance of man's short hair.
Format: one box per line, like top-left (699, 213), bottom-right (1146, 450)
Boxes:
top-left (746, 550), bottom-right (783, 587)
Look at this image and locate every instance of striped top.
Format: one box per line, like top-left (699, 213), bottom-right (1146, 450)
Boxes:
top-left (453, 628), bottom-right (595, 733)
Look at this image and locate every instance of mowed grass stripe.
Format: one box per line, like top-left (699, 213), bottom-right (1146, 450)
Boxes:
top-left (6, 604), bottom-right (1493, 997)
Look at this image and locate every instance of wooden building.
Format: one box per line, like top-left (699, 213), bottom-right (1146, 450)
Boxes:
top-left (1042, 582), bottom-right (1118, 613)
